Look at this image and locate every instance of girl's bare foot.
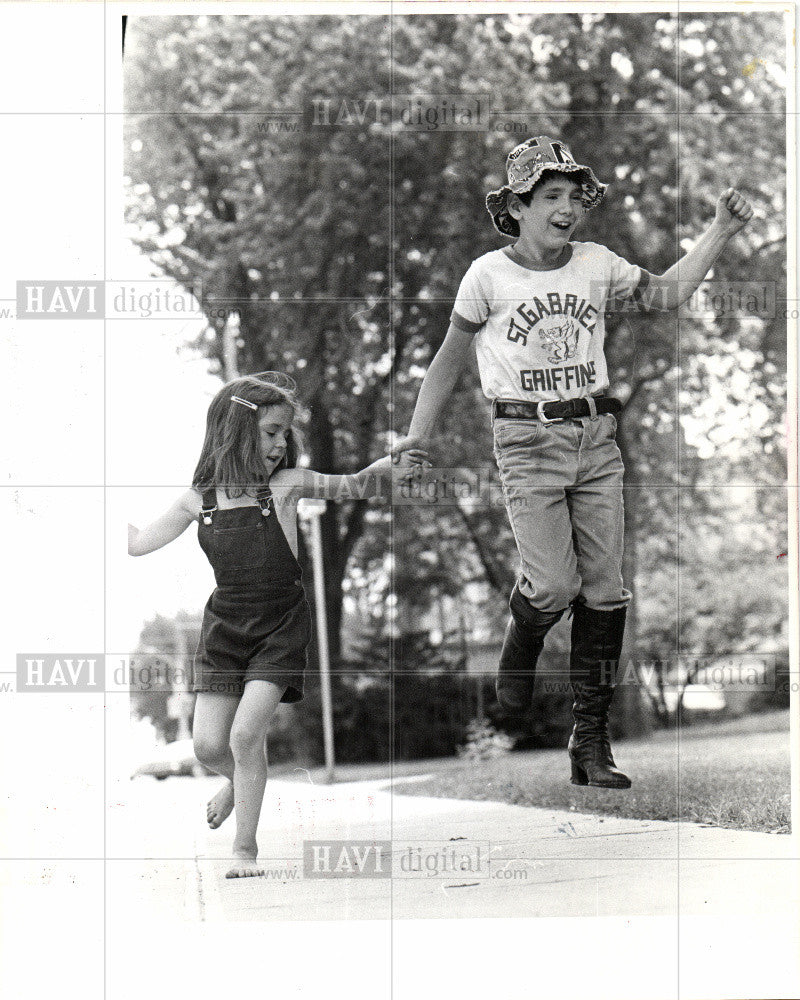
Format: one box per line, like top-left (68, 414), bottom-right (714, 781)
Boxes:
top-left (207, 782), bottom-right (235, 829)
top-left (226, 847), bottom-right (264, 879)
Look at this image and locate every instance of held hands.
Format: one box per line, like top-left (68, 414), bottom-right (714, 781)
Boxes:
top-left (391, 436), bottom-right (431, 485)
top-left (714, 188), bottom-right (754, 236)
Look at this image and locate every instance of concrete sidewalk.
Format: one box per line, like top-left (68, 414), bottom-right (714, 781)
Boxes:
top-left (110, 772), bottom-right (798, 923)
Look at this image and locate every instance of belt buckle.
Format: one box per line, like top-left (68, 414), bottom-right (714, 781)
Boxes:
top-left (536, 400), bottom-right (563, 425)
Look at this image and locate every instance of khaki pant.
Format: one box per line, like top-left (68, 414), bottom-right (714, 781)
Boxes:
top-left (492, 410), bottom-right (632, 613)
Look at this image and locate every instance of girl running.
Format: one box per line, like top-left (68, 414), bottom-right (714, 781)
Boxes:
top-left (128, 372), bottom-right (422, 878)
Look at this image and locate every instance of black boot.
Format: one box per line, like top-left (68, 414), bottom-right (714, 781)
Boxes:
top-left (495, 583), bottom-right (565, 713)
top-left (567, 603), bottom-right (631, 789)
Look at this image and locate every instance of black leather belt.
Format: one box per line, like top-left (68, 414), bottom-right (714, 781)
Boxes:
top-left (493, 396), bottom-right (622, 424)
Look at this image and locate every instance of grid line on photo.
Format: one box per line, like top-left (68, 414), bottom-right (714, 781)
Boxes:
top-left (389, 3), bottom-right (397, 966)
top-left (676, 10), bottom-right (683, 985)
top-left (103, 4), bottom-right (109, 999)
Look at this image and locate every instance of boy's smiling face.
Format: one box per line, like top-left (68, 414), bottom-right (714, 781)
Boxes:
top-left (509, 174), bottom-right (585, 255)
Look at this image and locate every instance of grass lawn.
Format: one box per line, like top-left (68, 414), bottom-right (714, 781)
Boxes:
top-left (290, 710), bottom-right (791, 834)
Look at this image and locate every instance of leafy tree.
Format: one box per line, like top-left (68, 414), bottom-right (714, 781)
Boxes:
top-left (124, 13), bottom-right (787, 734)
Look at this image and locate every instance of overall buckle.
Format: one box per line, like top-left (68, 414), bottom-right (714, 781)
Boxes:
top-left (256, 489), bottom-right (273, 517)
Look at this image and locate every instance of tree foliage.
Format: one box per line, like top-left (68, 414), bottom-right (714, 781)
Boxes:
top-left (124, 13), bottom-right (788, 728)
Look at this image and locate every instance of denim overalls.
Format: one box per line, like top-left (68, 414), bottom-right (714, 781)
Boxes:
top-left (192, 485), bottom-right (311, 701)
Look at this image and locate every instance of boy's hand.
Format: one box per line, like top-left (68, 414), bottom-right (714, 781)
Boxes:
top-left (713, 188), bottom-right (753, 236)
top-left (393, 449), bottom-right (431, 472)
top-left (391, 441), bottom-right (431, 488)
top-left (392, 450), bottom-right (429, 489)
top-left (391, 436), bottom-right (431, 467)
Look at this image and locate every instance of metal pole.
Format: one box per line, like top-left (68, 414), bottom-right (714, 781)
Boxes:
top-left (170, 619), bottom-right (192, 741)
top-left (306, 502), bottom-right (335, 783)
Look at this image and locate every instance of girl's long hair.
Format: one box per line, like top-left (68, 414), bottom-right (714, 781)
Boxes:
top-left (192, 374), bottom-right (304, 498)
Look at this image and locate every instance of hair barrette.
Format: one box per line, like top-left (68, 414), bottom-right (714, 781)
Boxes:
top-left (230, 395), bottom-right (258, 410)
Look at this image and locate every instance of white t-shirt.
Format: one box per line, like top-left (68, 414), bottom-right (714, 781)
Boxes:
top-left (451, 243), bottom-right (646, 402)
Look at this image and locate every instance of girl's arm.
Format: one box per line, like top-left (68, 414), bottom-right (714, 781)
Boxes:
top-left (645, 188), bottom-right (753, 310)
top-left (392, 321), bottom-right (475, 454)
top-left (128, 489), bottom-right (200, 556)
top-left (272, 453), bottom-right (425, 503)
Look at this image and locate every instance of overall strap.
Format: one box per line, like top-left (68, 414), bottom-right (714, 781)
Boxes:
top-left (200, 487), bottom-right (217, 525)
top-left (255, 485), bottom-right (273, 517)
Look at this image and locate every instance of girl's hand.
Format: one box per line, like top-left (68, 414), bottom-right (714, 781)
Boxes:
top-left (391, 437), bottom-right (432, 467)
top-left (713, 188), bottom-right (754, 236)
top-left (393, 465), bottom-right (420, 487)
top-left (393, 451), bottom-right (431, 484)
top-left (392, 453), bottom-right (431, 489)
top-left (399, 448), bottom-right (431, 466)
top-left (392, 454), bottom-right (429, 487)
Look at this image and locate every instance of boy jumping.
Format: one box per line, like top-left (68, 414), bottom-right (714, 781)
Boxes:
top-left (395, 136), bottom-right (752, 788)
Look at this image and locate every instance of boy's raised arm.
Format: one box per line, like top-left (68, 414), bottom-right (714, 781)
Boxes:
top-left (646, 188), bottom-right (753, 310)
top-left (393, 321), bottom-right (475, 455)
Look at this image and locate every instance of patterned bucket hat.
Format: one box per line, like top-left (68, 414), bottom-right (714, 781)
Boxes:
top-left (485, 136), bottom-right (608, 237)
